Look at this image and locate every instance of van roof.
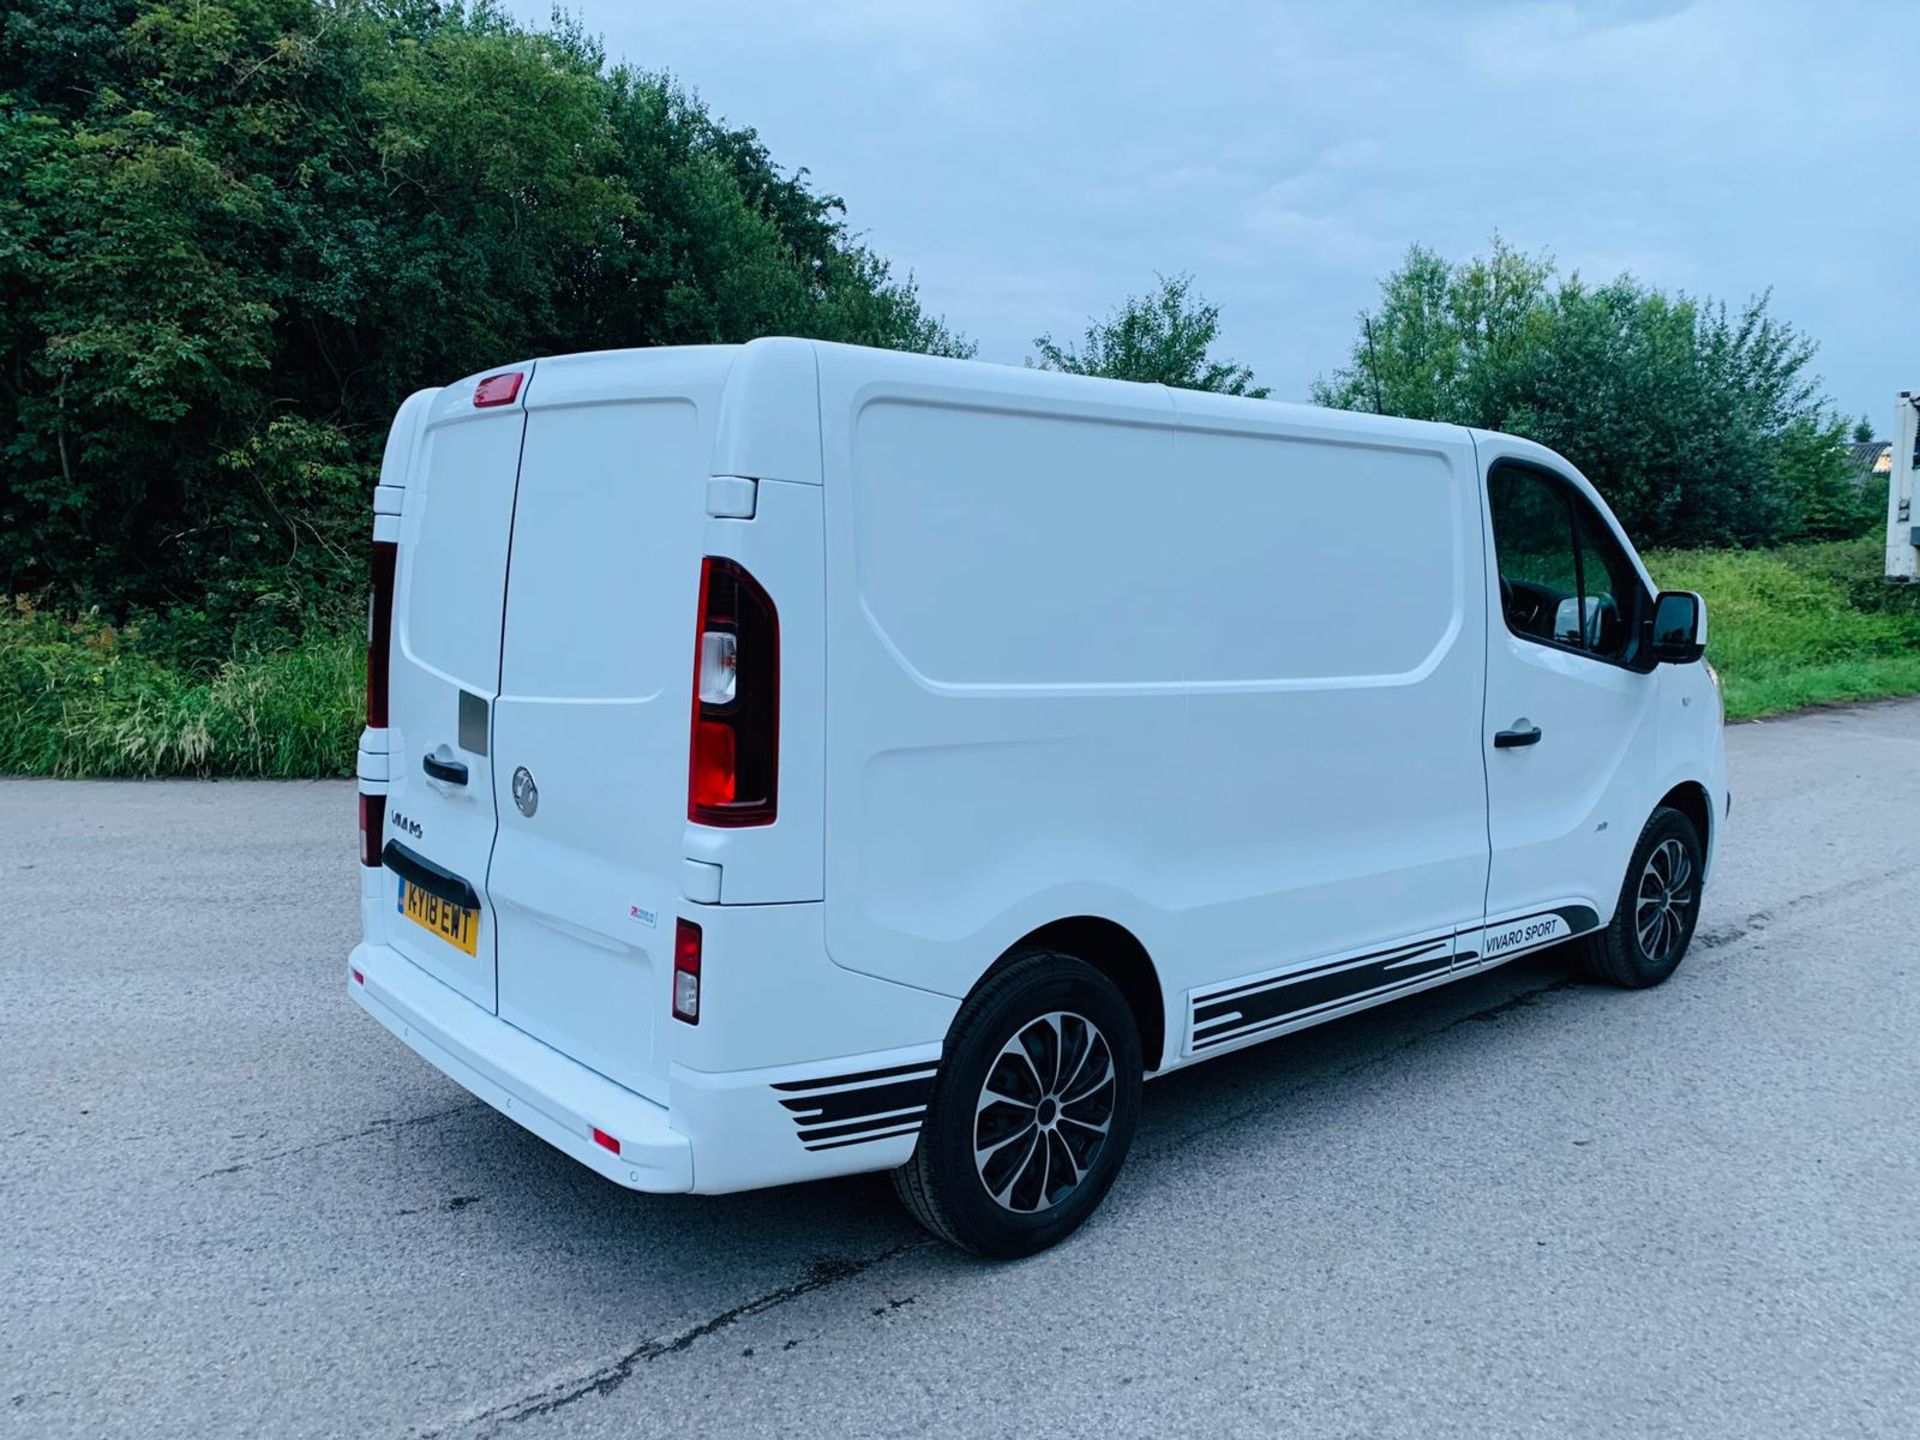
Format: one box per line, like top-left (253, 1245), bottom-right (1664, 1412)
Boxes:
top-left (442, 338), bottom-right (1604, 515)
top-left (469, 334), bottom-right (1472, 445)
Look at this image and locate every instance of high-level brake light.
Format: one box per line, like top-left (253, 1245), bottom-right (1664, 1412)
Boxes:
top-left (472, 372), bottom-right (524, 408)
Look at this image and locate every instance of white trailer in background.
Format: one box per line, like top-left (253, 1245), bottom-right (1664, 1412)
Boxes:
top-left (1888, 391), bottom-right (1920, 582)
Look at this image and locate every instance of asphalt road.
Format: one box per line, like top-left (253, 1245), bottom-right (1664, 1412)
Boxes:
top-left (3, 700), bottom-right (1917, 1439)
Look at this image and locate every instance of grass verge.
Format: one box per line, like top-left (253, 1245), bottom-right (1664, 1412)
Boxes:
top-left (2, 538), bottom-right (1917, 777)
top-left (1647, 538), bottom-right (1920, 721)
top-left (0, 604), bottom-right (361, 777)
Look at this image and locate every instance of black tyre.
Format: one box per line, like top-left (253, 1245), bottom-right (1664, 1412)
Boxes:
top-left (1576, 805), bottom-right (1704, 988)
top-left (893, 949), bottom-right (1142, 1258)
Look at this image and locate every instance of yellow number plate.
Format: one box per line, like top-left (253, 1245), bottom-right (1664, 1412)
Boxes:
top-left (399, 880), bottom-right (479, 957)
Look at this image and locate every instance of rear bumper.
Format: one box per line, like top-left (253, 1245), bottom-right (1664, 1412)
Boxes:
top-left (349, 941), bottom-right (693, 1193)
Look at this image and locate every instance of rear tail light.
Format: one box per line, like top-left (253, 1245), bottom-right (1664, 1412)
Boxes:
top-left (358, 792), bottom-right (384, 869)
top-left (361, 540), bottom-right (397, 870)
top-left (687, 558), bottom-right (778, 826)
top-left (672, 918), bottom-right (702, 1024)
top-left (367, 540), bottom-right (397, 728)
top-left (592, 1127), bottom-right (621, 1155)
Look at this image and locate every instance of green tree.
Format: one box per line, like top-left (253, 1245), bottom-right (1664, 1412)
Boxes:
top-left (1853, 415), bottom-right (1877, 445)
top-left (0, 0), bottom-right (969, 661)
top-left (1315, 239), bottom-right (1858, 547)
top-left (1033, 274), bottom-right (1268, 396)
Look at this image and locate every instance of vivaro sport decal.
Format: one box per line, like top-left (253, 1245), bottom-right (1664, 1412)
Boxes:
top-left (1478, 906), bottom-right (1599, 961)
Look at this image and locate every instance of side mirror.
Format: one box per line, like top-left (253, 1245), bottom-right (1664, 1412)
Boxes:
top-left (1649, 590), bottom-right (1707, 665)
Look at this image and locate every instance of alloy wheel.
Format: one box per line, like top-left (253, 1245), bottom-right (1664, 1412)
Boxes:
top-left (973, 1011), bottom-right (1117, 1213)
top-left (1635, 837), bottom-right (1696, 965)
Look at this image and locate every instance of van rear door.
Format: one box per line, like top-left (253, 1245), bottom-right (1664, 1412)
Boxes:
top-left (484, 351), bottom-right (732, 1105)
top-left (379, 373), bottom-right (531, 1011)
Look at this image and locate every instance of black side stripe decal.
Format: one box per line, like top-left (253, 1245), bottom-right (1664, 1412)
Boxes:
top-left (796, 1109), bottom-right (929, 1144)
top-left (1197, 934), bottom-right (1450, 1008)
top-left (1193, 942), bottom-right (1452, 1046)
top-left (772, 1059), bottom-right (940, 1153)
top-left (804, 1123), bottom-right (925, 1153)
top-left (771, 1059), bottom-right (941, 1092)
top-left (1189, 906), bottom-right (1601, 1054)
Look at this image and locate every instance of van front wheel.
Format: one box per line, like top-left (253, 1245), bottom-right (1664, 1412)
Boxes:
top-left (1576, 805), bottom-right (1704, 988)
top-left (893, 950), bottom-right (1142, 1258)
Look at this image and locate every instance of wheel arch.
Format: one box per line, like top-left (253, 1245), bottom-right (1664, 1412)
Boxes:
top-left (1657, 779), bottom-right (1712, 859)
top-left (995, 916), bottom-right (1168, 1074)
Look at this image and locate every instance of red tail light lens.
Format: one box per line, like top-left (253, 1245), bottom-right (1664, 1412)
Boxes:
top-left (672, 918), bottom-right (703, 1024)
top-left (358, 791), bottom-right (384, 869)
top-left (367, 540), bottom-right (398, 728)
top-left (687, 558), bottom-right (778, 826)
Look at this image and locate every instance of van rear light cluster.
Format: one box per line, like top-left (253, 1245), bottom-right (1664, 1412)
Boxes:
top-left (687, 558), bottom-right (779, 826)
top-left (672, 918), bottom-right (702, 1024)
top-left (358, 792), bottom-right (384, 869)
top-left (360, 538), bottom-right (399, 869)
top-left (366, 540), bottom-right (398, 728)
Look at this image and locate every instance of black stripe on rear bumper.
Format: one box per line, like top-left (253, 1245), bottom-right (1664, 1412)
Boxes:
top-left (381, 839), bottom-right (481, 910)
top-left (771, 1060), bottom-right (939, 1152)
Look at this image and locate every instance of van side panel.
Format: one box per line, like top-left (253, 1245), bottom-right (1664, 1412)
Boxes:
top-left (818, 351), bottom-right (1190, 1003)
top-left (1167, 395), bottom-right (1490, 1058)
top-left (817, 347), bottom-right (1492, 1064)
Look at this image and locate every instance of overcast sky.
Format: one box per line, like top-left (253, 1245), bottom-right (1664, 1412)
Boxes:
top-left (508, 0), bottom-right (1916, 428)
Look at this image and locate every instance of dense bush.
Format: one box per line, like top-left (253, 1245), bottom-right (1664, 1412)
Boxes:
top-left (1316, 239), bottom-right (1877, 548)
top-left (0, 0), bottom-right (967, 662)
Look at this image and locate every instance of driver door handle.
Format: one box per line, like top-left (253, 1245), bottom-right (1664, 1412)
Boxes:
top-left (1494, 723), bottom-right (1543, 749)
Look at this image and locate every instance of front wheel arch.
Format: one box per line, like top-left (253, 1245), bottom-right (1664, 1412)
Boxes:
top-left (1656, 780), bottom-right (1713, 871)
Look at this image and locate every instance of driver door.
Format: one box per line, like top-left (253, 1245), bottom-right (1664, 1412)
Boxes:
top-left (1476, 448), bottom-right (1658, 962)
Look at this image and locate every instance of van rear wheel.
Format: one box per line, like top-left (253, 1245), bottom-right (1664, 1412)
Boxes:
top-left (1576, 805), bottom-right (1704, 988)
top-left (893, 949), bottom-right (1142, 1258)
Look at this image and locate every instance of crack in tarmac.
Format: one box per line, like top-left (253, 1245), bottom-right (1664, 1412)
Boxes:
top-left (194, 1101), bottom-right (485, 1180)
top-left (413, 1242), bottom-right (934, 1439)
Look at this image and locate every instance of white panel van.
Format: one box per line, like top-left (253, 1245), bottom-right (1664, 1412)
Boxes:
top-left (348, 339), bottom-right (1728, 1256)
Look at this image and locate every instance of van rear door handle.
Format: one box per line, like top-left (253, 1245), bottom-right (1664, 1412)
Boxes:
top-left (1494, 723), bottom-right (1543, 749)
top-left (423, 754), bottom-right (469, 785)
